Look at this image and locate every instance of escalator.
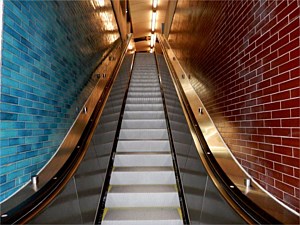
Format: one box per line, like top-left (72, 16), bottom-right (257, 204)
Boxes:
top-left (100, 53), bottom-right (183, 224)
top-left (26, 52), bottom-right (246, 224)
top-left (3, 45), bottom-right (296, 225)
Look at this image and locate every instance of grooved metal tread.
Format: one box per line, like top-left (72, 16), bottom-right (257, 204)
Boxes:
top-left (102, 53), bottom-right (182, 225)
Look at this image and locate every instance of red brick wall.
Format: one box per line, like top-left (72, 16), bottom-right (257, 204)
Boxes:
top-left (168, 0), bottom-right (300, 212)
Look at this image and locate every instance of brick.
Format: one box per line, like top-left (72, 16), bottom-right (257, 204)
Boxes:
top-left (266, 185), bottom-right (283, 199)
top-left (270, 53), bottom-right (289, 68)
top-left (278, 38), bottom-right (299, 55)
top-left (264, 102), bottom-right (280, 111)
top-left (272, 91), bottom-right (290, 102)
top-left (277, 1), bottom-right (298, 22)
top-left (291, 128), bottom-right (300, 137)
top-left (283, 156), bottom-right (300, 167)
top-left (266, 168), bottom-right (283, 181)
top-left (274, 162), bottom-right (294, 176)
top-left (272, 109), bottom-right (291, 118)
top-left (279, 58), bottom-right (300, 73)
top-left (279, 18), bottom-right (300, 38)
top-left (263, 68), bottom-right (279, 79)
top-left (280, 78), bottom-right (300, 91)
top-left (281, 98), bottom-right (300, 109)
top-left (265, 119), bottom-right (281, 127)
top-left (265, 152), bottom-right (282, 163)
top-left (275, 180), bottom-right (295, 195)
top-left (282, 138), bottom-right (300, 148)
top-left (259, 174), bottom-right (274, 186)
top-left (271, 73), bottom-right (290, 85)
top-left (282, 118), bottom-right (300, 127)
top-left (263, 85), bottom-right (279, 95)
top-left (283, 174), bottom-right (300, 187)
top-left (274, 145), bottom-right (293, 156)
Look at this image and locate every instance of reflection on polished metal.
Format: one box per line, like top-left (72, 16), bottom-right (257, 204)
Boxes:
top-left (31, 176), bottom-right (39, 185)
top-left (244, 178), bottom-right (251, 188)
top-left (158, 34), bottom-right (299, 224)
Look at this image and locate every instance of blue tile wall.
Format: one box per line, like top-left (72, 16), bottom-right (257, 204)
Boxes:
top-left (0, 0), bottom-right (120, 201)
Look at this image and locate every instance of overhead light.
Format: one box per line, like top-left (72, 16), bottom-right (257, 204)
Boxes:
top-left (153, 0), bottom-right (158, 9)
top-left (151, 12), bottom-right (156, 32)
top-left (150, 33), bottom-right (156, 48)
top-left (91, 0), bottom-right (105, 9)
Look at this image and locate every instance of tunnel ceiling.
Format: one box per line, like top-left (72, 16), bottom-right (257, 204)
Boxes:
top-left (128, 0), bottom-right (169, 52)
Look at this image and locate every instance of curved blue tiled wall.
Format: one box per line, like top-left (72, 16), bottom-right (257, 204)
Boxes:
top-left (0, 0), bottom-right (120, 201)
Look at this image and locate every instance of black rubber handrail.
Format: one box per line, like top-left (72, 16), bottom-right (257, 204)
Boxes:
top-left (154, 52), bottom-right (190, 224)
top-left (1, 39), bottom-right (131, 225)
top-left (94, 52), bottom-right (136, 224)
top-left (158, 37), bottom-right (282, 225)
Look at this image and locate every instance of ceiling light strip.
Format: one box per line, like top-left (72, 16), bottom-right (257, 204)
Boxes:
top-left (151, 11), bottom-right (156, 32)
top-left (153, 0), bottom-right (158, 9)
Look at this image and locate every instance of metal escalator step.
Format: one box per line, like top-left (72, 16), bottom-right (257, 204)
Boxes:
top-left (125, 103), bottom-right (164, 111)
top-left (105, 191), bottom-right (180, 207)
top-left (129, 87), bottom-right (161, 92)
top-left (102, 208), bottom-right (182, 225)
top-left (123, 111), bottom-right (165, 119)
top-left (119, 128), bottom-right (168, 140)
top-left (126, 97), bottom-right (162, 104)
top-left (110, 169), bottom-right (176, 185)
top-left (114, 154), bottom-right (172, 167)
top-left (127, 92), bottom-right (162, 98)
top-left (129, 83), bottom-right (160, 87)
top-left (117, 140), bottom-right (170, 152)
top-left (121, 119), bottom-right (166, 129)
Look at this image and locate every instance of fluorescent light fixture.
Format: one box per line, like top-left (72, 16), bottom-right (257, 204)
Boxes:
top-left (150, 33), bottom-right (156, 47)
top-left (151, 12), bottom-right (156, 32)
top-left (153, 0), bottom-right (158, 9)
top-left (91, 0), bottom-right (104, 9)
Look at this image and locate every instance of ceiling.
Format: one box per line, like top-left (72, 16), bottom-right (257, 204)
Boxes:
top-left (128, 0), bottom-right (170, 52)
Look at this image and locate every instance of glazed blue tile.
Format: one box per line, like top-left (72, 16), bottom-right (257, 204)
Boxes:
top-left (12, 39), bottom-right (28, 53)
top-left (0, 139), bottom-right (10, 148)
top-left (18, 114), bottom-right (33, 121)
top-left (0, 164), bottom-right (16, 175)
top-left (2, 59), bottom-right (20, 72)
top-left (2, 77), bottom-right (19, 89)
top-left (4, 7), bottom-right (21, 25)
top-left (3, 24), bottom-right (21, 41)
top-left (9, 137), bottom-right (25, 146)
top-left (7, 170), bottom-right (24, 181)
top-left (1, 94), bottom-right (18, 104)
top-left (10, 88), bottom-right (26, 98)
top-left (1, 146), bottom-right (17, 157)
top-left (0, 181), bottom-right (15, 193)
top-left (16, 159), bottom-right (31, 169)
top-left (19, 98), bottom-right (32, 107)
top-left (17, 144), bottom-right (32, 153)
top-left (0, 130), bottom-right (18, 139)
top-left (3, 41), bottom-right (20, 56)
top-left (25, 151), bottom-right (38, 158)
top-left (0, 175), bottom-right (7, 185)
top-left (0, 112), bottom-right (17, 121)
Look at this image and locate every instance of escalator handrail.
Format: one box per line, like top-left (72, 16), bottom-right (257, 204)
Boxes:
top-left (157, 34), bottom-right (282, 225)
top-left (94, 52), bottom-right (136, 224)
top-left (154, 51), bottom-right (190, 224)
top-left (1, 36), bottom-right (132, 225)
